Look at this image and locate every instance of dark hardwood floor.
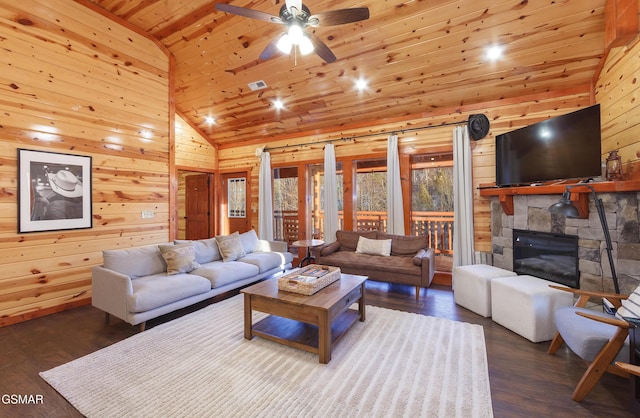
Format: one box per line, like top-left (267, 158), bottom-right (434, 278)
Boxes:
top-left (0, 279), bottom-right (635, 417)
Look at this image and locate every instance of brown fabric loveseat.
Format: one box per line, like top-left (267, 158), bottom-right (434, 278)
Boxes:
top-left (316, 230), bottom-right (435, 300)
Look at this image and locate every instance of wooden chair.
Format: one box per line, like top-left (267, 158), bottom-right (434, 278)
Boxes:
top-left (547, 286), bottom-right (631, 402)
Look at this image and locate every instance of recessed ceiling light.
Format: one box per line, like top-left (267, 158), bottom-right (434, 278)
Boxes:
top-left (205, 116), bottom-right (215, 125)
top-left (273, 99), bottom-right (284, 110)
top-left (486, 45), bottom-right (504, 61)
top-left (355, 78), bottom-right (368, 91)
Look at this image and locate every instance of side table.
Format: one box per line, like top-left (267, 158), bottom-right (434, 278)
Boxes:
top-left (290, 239), bottom-right (324, 267)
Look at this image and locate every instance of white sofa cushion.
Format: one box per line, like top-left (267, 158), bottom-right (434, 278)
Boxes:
top-left (239, 230), bottom-right (262, 254)
top-left (239, 252), bottom-right (291, 273)
top-left (128, 273), bottom-right (211, 313)
top-left (175, 238), bottom-right (221, 264)
top-left (103, 244), bottom-right (168, 279)
top-left (192, 261), bottom-right (259, 288)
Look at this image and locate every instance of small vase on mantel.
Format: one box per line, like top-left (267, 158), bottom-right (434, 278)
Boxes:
top-left (605, 150), bottom-right (623, 181)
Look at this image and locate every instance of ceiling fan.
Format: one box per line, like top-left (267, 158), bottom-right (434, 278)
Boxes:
top-left (215, 0), bottom-right (370, 63)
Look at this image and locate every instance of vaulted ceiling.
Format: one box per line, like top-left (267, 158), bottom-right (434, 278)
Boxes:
top-left (88, 0), bottom-right (610, 147)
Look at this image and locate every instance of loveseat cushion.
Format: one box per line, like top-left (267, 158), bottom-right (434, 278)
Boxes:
top-left (239, 252), bottom-right (292, 273)
top-left (128, 273), bottom-right (211, 313)
top-left (175, 238), bottom-right (221, 264)
top-left (103, 244), bottom-right (168, 279)
top-left (378, 233), bottom-right (428, 256)
top-left (336, 230), bottom-right (377, 251)
top-left (191, 261), bottom-right (259, 288)
top-left (321, 251), bottom-right (420, 276)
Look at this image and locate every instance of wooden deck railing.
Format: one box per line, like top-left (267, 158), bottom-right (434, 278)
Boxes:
top-left (274, 210), bottom-right (454, 255)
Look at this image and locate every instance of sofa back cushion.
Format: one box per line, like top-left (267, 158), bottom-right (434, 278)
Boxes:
top-left (175, 238), bottom-right (221, 264)
top-left (377, 233), bottom-right (428, 256)
top-left (103, 244), bottom-right (168, 279)
top-left (336, 230), bottom-right (378, 252)
top-left (239, 230), bottom-right (262, 254)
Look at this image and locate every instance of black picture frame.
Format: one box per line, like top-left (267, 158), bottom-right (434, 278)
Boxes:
top-left (18, 149), bottom-right (92, 233)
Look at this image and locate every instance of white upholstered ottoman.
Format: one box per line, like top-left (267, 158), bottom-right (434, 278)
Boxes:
top-left (491, 275), bottom-right (574, 343)
top-left (453, 264), bottom-right (517, 317)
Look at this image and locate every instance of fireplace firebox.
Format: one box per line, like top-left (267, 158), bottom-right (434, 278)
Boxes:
top-left (513, 229), bottom-right (579, 288)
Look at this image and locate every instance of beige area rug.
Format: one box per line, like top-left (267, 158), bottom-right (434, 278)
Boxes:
top-left (41, 295), bottom-right (493, 417)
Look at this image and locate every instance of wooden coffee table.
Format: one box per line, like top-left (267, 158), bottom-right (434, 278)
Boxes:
top-left (241, 273), bottom-right (367, 364)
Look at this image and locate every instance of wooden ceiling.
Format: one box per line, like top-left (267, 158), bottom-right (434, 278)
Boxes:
top-left (88, 0), bottom-right (610, 147)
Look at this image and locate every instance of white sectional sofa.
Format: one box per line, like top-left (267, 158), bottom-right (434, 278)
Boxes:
top-left (92, 230), bottom-right (293, 329)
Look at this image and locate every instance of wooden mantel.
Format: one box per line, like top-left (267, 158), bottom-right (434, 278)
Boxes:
top-left (478, 180), bottom-right (640, 218)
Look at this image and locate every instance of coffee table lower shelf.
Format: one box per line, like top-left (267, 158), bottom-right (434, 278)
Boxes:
top-left (252, 309), bottom-right (361, 357)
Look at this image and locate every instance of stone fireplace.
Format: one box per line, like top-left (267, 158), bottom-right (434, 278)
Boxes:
top-left (489, 191), bottom-right (640, 294)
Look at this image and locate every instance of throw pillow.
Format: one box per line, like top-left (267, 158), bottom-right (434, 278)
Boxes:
top-left (355, 236), bottom-right (392, 257)
top-left (159, 243), bottom-right (200, 275)
top-left (175, 238), bottom-right (221, 264)
top-left (320, 241), bottom-right (341, 256)
top-left (616, 285), bottom-right (640, 321)
top-left (216, 231), bottom-right (246, 262)
top-left (239, 230), bottom-right (262, 254)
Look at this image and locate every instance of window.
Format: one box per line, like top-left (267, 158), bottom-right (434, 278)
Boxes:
top-left (410, 152), bottom-right (454, 254)
top-left (354, 158), bottom-right (387, 232)
top-left (227, 177), bottom-right (246, 218)
top-left (309, 162), bottom-right (343, 239)
top-left (273, 167), bottom-right (298, 243)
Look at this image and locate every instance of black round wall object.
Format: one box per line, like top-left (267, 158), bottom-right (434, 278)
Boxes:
top-left (468, 114), bottom-right (490, 140)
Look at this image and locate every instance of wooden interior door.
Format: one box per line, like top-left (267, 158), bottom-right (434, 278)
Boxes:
top-left (220, 172), bottom-right (249, 234)
top-left (185, 174), bottom-right (211, 239)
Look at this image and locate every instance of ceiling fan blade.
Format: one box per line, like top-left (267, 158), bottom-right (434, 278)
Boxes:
top-left (308, 8), bottom-right (370, 26)
top-left (260, 33), bottom-right (285, 60)
top-left (215, 3), bottom-right (283, 24)
top-left (309, 34), bottom-right (336, 63)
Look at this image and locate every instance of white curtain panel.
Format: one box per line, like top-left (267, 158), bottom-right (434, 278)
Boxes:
top-left (386, 134), bottom-right (405, 234)
top-left (323, 144), bottom-right (339, 243)
top-left (453, 126), bottom-right (475, 267)
top-left (258, 151), bottom-right (274, 241)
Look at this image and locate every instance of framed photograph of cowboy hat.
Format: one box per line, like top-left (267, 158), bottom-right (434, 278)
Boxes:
top-left (18, 149), bottom-right (92, 233)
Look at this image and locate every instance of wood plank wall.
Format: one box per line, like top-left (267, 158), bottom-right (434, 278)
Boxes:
top-left (596, 34), bottom-right (640, 178)
top-left (0, 2), bottom-right (170, 326)
top-left (1, 3), bottom-right (637, 327)
top-left (175, 114), bottom-right (217, 239)
top-left (217, 90), bottom-right (594, 253)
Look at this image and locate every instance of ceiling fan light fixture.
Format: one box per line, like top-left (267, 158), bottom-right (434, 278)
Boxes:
top-left (299, 35), bottom-right (314, 55)
top-left (276, 33), bottom-right (293, 54)
top-left (287, 24), bottom-right (304, 45)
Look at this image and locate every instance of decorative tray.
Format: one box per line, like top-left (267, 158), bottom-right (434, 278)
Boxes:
top-left (278, 265), bottom-right (341, 295)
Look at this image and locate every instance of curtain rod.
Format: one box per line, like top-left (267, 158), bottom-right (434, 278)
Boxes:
top-left (262, 119), bottom-right (469, 153)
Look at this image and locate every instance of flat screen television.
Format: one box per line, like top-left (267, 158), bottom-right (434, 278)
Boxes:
top-left (495, 104), bottom-right (602, 186)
